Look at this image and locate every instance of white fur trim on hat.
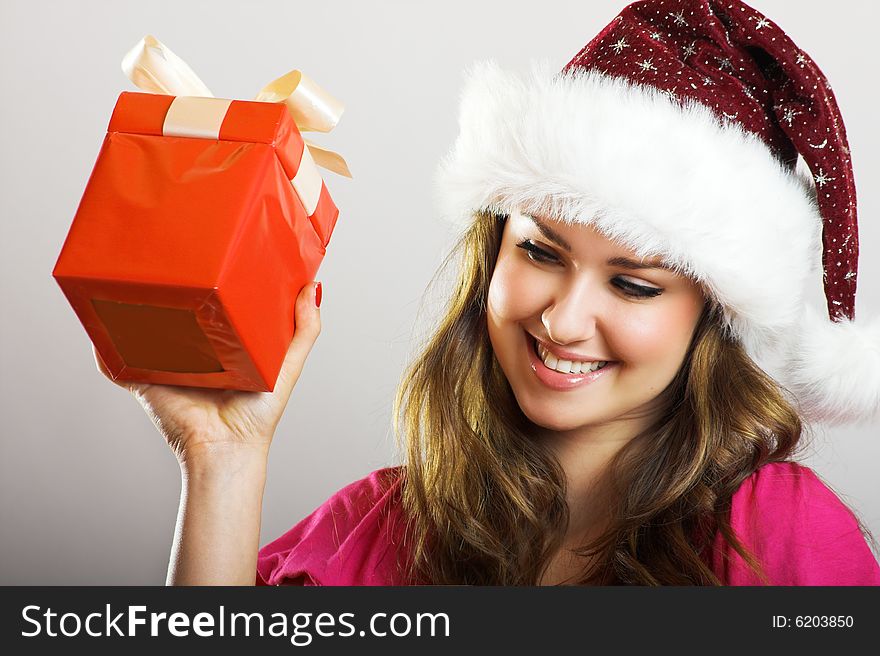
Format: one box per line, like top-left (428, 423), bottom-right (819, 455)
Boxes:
top-left (434, 60), bottom-right (879, 425)
top-left (783, 306), bottom-right (880, 425)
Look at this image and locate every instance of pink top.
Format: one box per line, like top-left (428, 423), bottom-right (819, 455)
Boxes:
top-left (256, 461), bottom-right (880, 586)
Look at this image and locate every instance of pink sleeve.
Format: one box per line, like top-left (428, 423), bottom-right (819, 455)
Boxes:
top-left (711, 461), bottom-right (880, 585)
top-left (256, 467), bottom-right (407, 586)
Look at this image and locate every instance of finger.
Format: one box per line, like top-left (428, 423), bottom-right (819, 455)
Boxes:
top-left (93, 344), bottom-right (142, 393)
top-left (274, 281), bottom-right (322, 397)
top-left (93, 344), bottom-right (118, 383)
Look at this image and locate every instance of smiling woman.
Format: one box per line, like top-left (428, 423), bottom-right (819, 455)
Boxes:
top-left (104, 0), bottom-right (880, 587)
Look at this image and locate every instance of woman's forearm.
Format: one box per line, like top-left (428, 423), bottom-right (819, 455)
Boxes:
top-left (166, 445), bottom-right (270, 585)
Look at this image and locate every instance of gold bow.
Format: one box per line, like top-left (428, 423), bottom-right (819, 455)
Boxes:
top-left (121, 35), bottom-right (351, 178)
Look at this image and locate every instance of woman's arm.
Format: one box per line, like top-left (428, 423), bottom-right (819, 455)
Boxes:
top-left (167, 444), bottom-right (270, 585)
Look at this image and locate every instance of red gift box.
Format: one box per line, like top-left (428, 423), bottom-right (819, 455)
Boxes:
top-left (53, 91), bottom-right (339, 391)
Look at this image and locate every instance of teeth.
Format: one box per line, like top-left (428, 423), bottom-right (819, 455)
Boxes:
top-left (536, 340), bottom-right (608, 375)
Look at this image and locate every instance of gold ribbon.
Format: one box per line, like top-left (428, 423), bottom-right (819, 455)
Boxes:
top-left (121, 35), bottom-right (351, 178)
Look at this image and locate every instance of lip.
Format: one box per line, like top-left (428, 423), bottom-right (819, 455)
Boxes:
top-left (525, 331), bottom-right (618, 391)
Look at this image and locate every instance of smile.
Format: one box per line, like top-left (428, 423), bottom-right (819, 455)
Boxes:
top-left (535, 340), bottom-right (609, 374)
top-left (525, 332), bottom-right (618, 391)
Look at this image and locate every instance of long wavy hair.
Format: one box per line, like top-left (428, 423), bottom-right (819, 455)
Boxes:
top-left (393, 209), bottom-right (819, 585)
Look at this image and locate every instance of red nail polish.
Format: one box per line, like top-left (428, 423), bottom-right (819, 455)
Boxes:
top-left (315, 281), bottom-right (323, 308)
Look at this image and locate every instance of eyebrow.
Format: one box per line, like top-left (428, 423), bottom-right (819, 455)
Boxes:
top-left (524, 213), bottom-right (674, 272)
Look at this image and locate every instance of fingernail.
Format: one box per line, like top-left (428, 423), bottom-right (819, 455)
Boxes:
top-left (314, 281), bottom-right (323, 308)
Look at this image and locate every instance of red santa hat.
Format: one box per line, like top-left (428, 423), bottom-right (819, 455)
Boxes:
top-left (435, 0), bottom-right (880, 425)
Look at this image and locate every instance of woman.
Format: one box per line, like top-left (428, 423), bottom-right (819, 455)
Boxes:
top-left (98, 0), bottom-right (880, 585)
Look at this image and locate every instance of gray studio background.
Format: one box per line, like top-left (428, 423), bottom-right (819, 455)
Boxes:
top-left (1, 0), bottom-right (877, 584)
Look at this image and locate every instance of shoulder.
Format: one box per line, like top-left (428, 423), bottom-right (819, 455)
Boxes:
top-left (733, 461), bottom-right (847, 515)
top-left (257, 466), bottom-right (408, 586)
top-left (732, 461), bottom-right (868, 533)
top-left (712, 461), bottom-right (880, 585)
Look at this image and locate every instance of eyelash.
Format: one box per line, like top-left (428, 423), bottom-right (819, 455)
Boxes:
top-left (515, 240), bottom-right (663, 299)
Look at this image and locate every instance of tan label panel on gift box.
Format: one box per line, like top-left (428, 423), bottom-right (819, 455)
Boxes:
top-left (92, 299), bottom-right (224, 374)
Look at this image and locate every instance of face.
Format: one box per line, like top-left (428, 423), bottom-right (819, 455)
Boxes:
top-left (487, 209), bottom-right (706, 439)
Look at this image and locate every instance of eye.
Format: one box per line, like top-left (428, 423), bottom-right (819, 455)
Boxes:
top-left (515, 240), bottom-right (663, 298)
top-left (515, 239), bottom-right (559, 264)
top-left (613, 277), bottom-right (663, 298)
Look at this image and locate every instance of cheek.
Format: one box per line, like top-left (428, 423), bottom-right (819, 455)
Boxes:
top-left (487, 258), bottom-right (548, 323)
top-left (610, 300), bottom-right (697, 365)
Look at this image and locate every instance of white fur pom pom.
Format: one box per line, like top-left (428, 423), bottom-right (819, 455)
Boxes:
top-left (783, 305), bottom-right (880, 425)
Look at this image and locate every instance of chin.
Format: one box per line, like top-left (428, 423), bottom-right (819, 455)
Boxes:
top-left (516, 394), bottom-right (601, 433)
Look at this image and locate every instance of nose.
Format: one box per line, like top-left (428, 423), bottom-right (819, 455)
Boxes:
top-left (541, 283), bottom-right (599, 346)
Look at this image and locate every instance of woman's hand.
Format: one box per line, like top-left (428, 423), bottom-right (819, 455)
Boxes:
top-left (94, 281), bottom-right (323, 465)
